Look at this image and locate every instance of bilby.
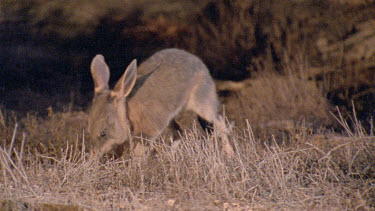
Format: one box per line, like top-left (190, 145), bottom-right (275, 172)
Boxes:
top-left (87, 49), bottom-right (234, 158)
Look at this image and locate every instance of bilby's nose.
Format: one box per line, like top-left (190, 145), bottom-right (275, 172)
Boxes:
top-left (90, 148), bottom-right (99, 160)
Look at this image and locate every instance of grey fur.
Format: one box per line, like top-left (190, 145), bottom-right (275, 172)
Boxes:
top-left (88, 49), bottom-right (234, 158)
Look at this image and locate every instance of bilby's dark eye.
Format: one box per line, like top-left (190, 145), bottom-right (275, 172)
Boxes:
top-left (100, 131), bottom-right (106, 137)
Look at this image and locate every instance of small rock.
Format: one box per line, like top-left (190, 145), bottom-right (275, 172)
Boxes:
top-left (165, 199), bottom-right (176, 207)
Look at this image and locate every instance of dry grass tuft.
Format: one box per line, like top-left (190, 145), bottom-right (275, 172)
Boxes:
top-left (0, 108), bottom-right (374, 210)
top-left (224, 54), bottom-right (334, 142)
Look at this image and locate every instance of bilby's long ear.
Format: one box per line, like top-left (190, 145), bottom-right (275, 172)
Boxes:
top-left (112, 59), bottom-right (137, 98)
top-left (91, 54), bottom-right (110, 93)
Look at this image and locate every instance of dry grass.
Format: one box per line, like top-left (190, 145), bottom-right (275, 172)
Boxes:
top-left (1, 0), bottom-right (211, 37)
top-left (1, 1), bottom-right (375, 208)
top-left (0, 107), bottom-right (374, 210)
top-left (1, 47), bottom-right (374, 209)
top-left (223, 54), bottom-right (334, 144)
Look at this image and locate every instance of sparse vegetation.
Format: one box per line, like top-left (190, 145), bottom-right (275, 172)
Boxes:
top-left (1, 0), bottom-right (375, 209)
top-left (0, 106), bottom-right (374, 210)
top-left (1, 58), bottom-right (375, 209)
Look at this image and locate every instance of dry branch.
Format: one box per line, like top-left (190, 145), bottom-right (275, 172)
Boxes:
top-left (317, 20), bottom-right (375, 64)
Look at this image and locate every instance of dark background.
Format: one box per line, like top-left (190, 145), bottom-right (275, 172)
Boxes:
top-left (1, 0), bottom-right (375, 128)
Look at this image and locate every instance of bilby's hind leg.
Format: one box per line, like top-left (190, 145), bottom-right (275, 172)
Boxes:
top-left (187, 76), bottom-right (234, 156)
top-left (197, 113), bottom-right (234, 157)
top-left (213, 115), bottom-right (235, 156)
